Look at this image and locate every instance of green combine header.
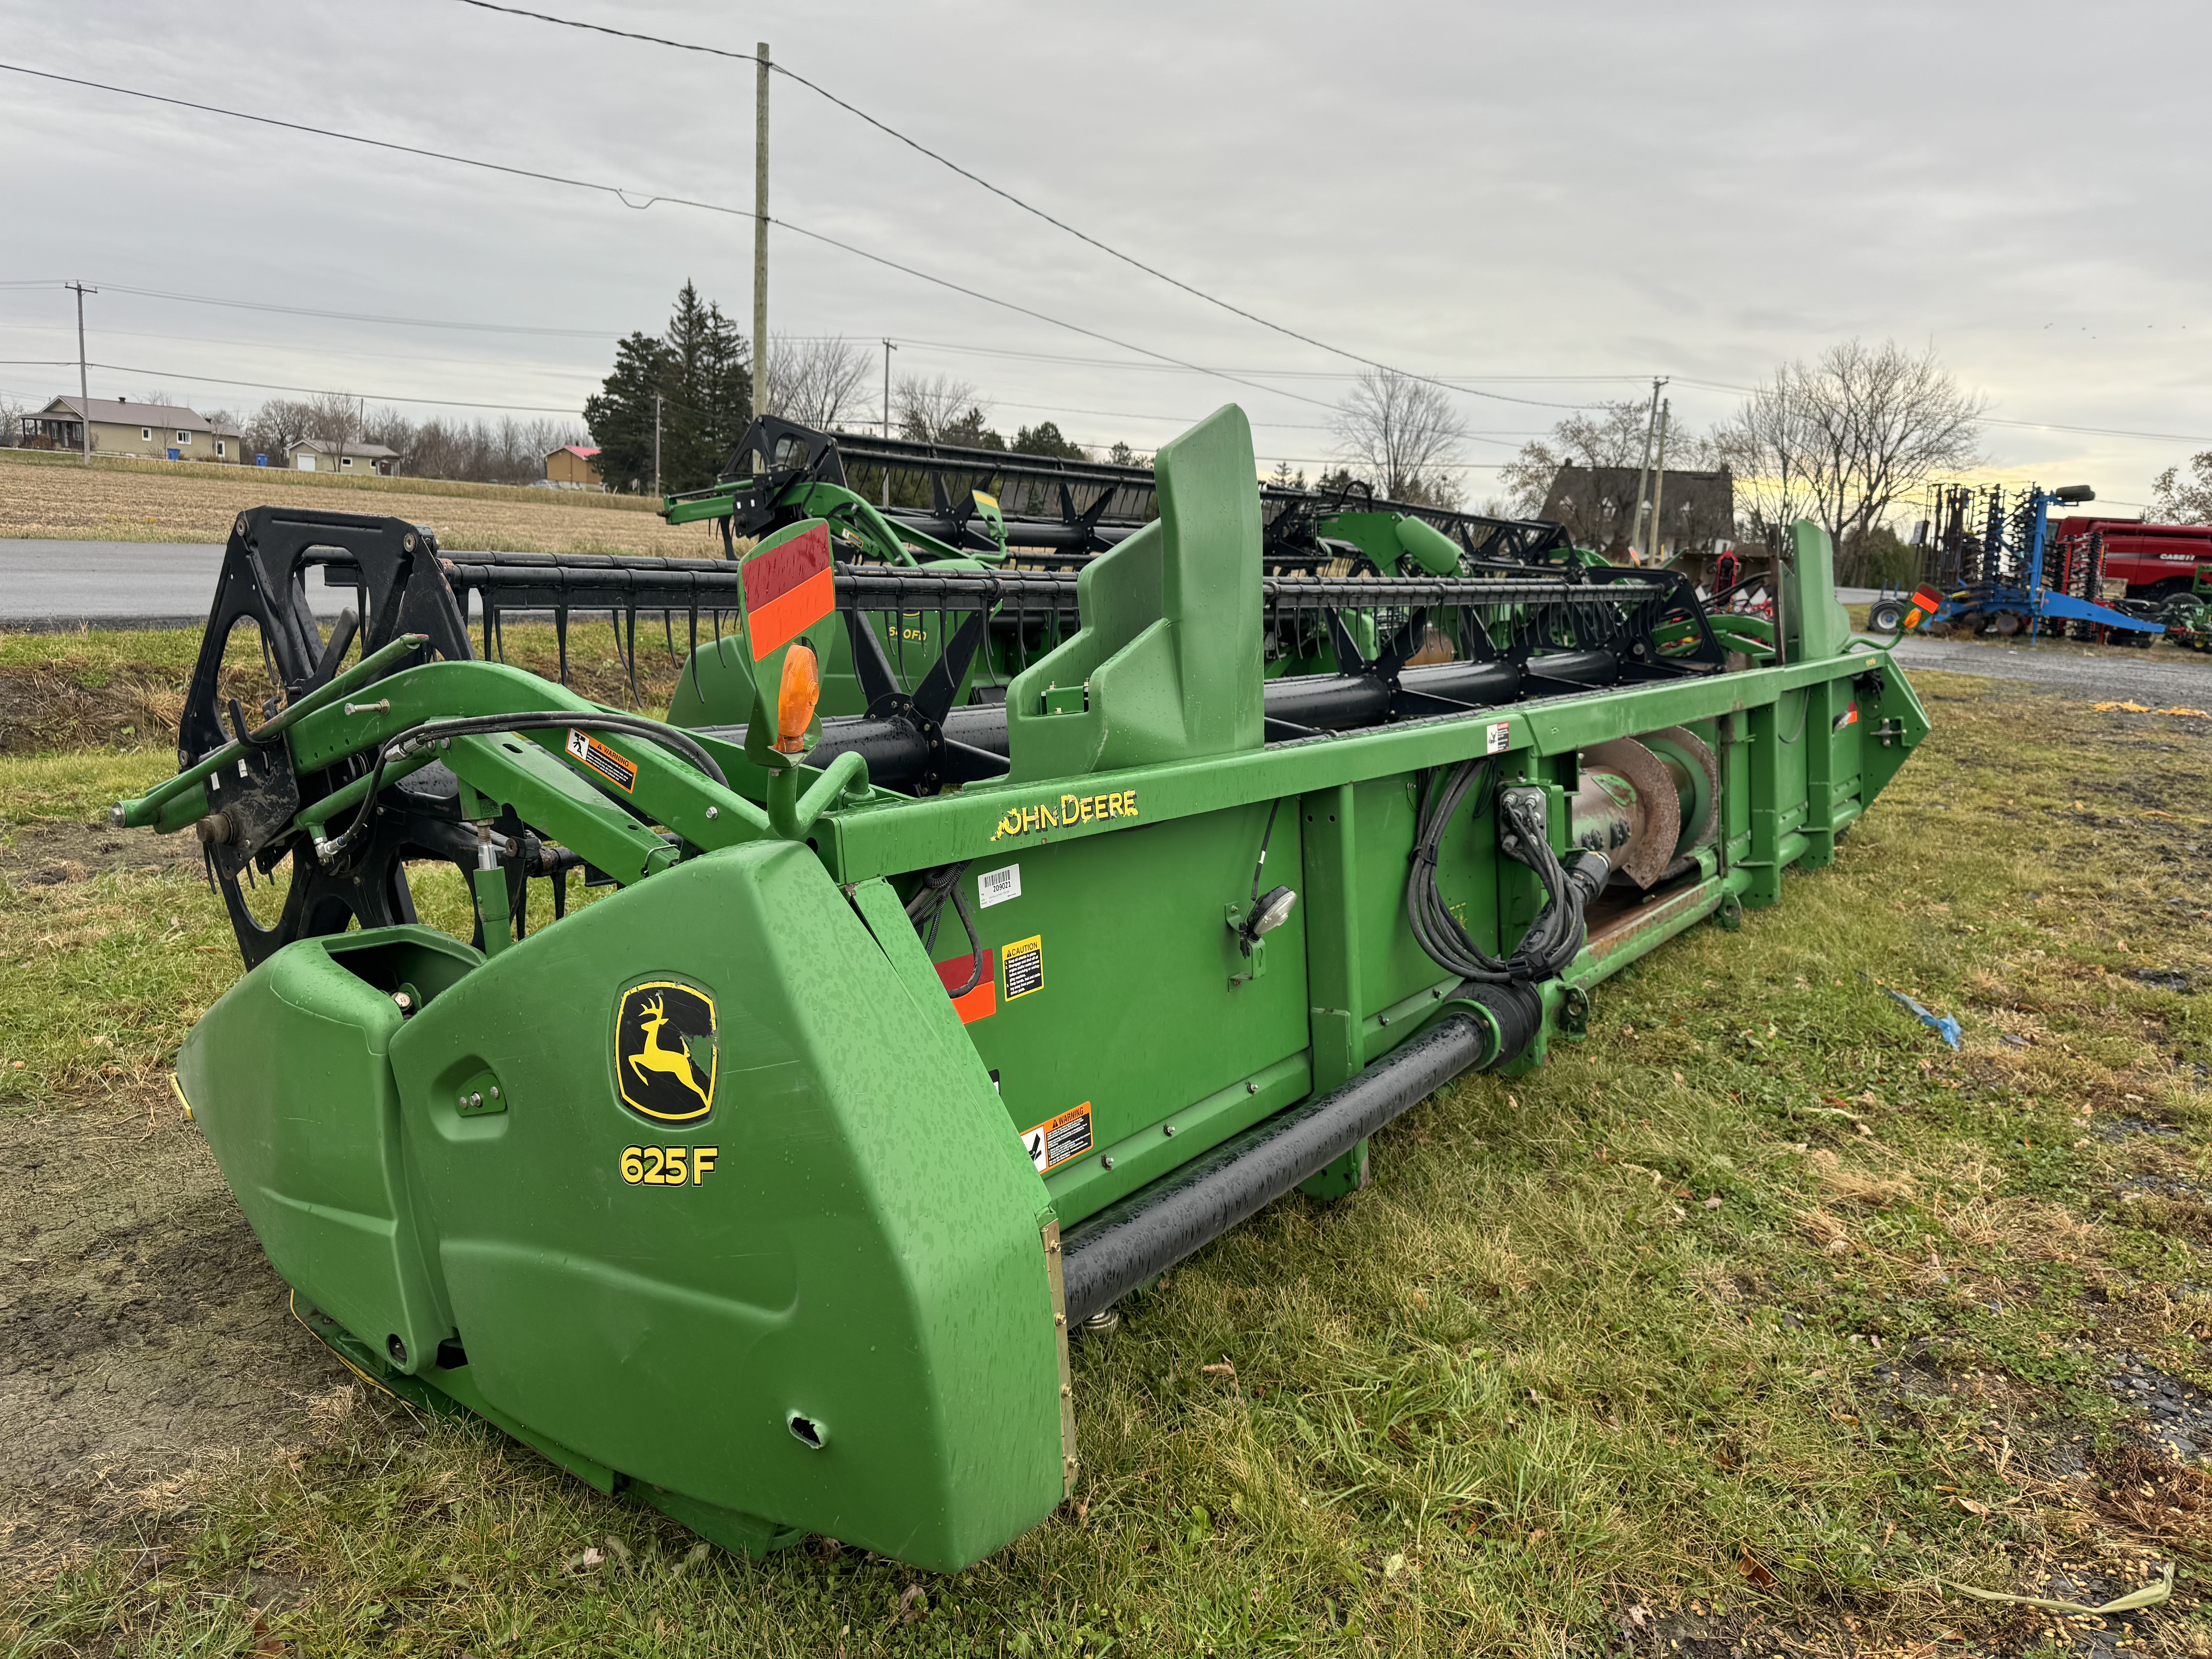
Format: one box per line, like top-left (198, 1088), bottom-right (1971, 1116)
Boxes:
top-left (122, 405), bottom-right (1926, 1570)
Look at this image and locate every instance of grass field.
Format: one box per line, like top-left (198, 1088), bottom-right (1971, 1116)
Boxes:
top-left (0, 447), bottom-right (726, 556)
top-left (3, 636), bottom-right (2211, 1657)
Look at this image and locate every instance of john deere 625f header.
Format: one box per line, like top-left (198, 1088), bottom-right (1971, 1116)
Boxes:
top-left (124, 406), bottom-right (1925, 1571)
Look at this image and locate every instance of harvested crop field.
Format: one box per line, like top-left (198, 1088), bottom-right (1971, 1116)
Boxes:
top-left (4, 650), bottom-right (2212, 1656)
top-left (0, 448), bottom-right (728, 557)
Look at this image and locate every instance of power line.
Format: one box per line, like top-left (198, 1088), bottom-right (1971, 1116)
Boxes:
top-left (0, 319), bottom-right (602, 378)
top-left (50, 279), bottom-right (617, 339)
top-left (0, 286), bottom-right (1643, 386)
top-left (0, 60), bottom-right (1350, 417)
top-left (72, 361), bottom-right (585, 414)
top-left (451, 1), bottom-right (1595, 413)
top-left (1980, 416), bottom-right (2212, 445)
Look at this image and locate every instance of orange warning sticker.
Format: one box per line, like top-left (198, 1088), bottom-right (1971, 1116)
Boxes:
top-left (566, 728), bottom-right (637, 792)
top-left (1020, 1101), bottom-right (1093, 1174)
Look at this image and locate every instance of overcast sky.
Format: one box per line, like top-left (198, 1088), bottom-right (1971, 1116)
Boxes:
top-left (5, 0), bottom-right (2208, 512)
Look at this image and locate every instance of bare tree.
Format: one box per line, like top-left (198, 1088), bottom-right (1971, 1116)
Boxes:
top-left (1498, 398), bottom-right (1719, 520)
top-left (302, 391), bottom-right (362, 471)
top-left (1714, 340), bottom-right (1982, 552)
top-left (360, 406), bottom-right (586, 485)
top-left (1331, 369), bottom-right (1468, 508)
top-left (893, 373), bottom-right (989, 444)
top-left (2150, 452), bottom-right (2212, 524)
top-left (0, 392), bottom-right (26, 447)
top-left (767, 335), bottom-right (873, 430)
top-left (244, 399), bottom-right (318, 467)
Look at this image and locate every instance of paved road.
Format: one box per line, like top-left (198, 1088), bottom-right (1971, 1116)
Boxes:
top-left (1875, 633), bottom-right (2212, 710)
top-left (0, 539), bottom-right (351, 628)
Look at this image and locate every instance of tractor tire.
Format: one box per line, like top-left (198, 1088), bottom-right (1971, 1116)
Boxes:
top-left (1868, 598), bottom-right (1906, 633)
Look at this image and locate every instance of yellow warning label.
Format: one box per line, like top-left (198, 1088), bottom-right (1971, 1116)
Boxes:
top-left (1003, 934), bottom-right (1044, 999)
top-left (1021, 1101), bottom-right (1092, 1174)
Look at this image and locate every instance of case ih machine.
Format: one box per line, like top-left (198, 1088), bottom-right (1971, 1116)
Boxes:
top-left (126, 407), bottom-right (1927, 1570)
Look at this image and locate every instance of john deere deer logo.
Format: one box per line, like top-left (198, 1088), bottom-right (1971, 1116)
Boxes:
top-left (614, 982), bottom-right (718, 1123)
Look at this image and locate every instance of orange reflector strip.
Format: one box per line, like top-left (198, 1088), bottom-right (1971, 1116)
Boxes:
top-left (936, 949), bottom-right (996, 1024)
top-left (749, 566), bottom-right (835, 661)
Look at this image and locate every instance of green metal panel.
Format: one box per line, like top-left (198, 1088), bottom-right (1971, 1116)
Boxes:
top-left (249, 844), bottom-right (1065, 1570)
top-left (1785, 520), bottom-right (1855, 661)
top-left (177, 927), bottom-right (481, 1373)
top-left (1005, 406), bottom-right (1264, 780)
top-left (942, 800), bottom-right (1312, 1229)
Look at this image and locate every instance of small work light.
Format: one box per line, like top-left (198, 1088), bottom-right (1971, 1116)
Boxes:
top-left (1243, 884), bottom-right (1297, 950)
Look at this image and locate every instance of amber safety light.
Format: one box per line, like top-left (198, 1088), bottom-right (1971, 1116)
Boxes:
top-left (775, 643), bottom-right (821, 752)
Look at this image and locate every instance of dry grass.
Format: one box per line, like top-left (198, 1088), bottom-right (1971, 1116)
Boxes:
top-left (0, 446), bottom-right (726, 556)
top-left (5, 667), bottom-right (2212, 1655)
top-left (0, 620), bottom-right (687, 758)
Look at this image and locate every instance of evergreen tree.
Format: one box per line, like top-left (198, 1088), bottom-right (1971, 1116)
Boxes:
top-left (1011, 420), bottom-right (1085, 460)
top-left (583, 281), bottom-right (752, 495)
top-left (661, 280), bottom-right (750, 490)
top-left (583, 331), bottom-right (670, 493)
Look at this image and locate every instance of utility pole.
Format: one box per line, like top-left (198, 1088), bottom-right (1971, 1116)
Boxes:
top-left (67, 281), bottom-right (96, 464)
top-left (652, 392), bottom-right (663, 499)
top-left (751, 40), bottom-right (770, 467)
top-left (880, 337), bottom-right (896, 506)
top-left (1628, 375), bottom-right (1664, 558)
top-left (1644, 399), bottom-right (1671, 565)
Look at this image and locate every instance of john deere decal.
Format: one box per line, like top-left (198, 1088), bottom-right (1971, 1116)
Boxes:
top-left (614, 981), bottom-right (718, 1123)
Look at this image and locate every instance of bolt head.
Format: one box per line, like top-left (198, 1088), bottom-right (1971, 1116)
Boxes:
top-left (469, 1091), bottom-right (482, 1108)
top-left (705, 805), bottom-right (718, 819)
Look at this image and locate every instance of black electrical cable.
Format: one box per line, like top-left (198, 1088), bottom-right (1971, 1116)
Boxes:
top-left (904, 862), bottom-right (985, 997)
top-left (315, 711), bottom-right (727, 866)
top-left (1249, 798), bottom-right (1281, 907)
top-left (1404, 759), bottom-right (1606, 986)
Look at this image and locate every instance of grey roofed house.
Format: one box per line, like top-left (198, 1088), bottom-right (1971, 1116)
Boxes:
top-left (1539, 464), bottom-right (1735, 561)
top-left (286, 437), bottom-right (402, 476)
top-left (19, 395), bottom-right (246, 461)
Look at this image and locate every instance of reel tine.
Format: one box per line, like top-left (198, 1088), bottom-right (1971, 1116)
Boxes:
top-left (625, 604), bottom-right (639, 709)
top-left (687, 588), bottom-right (701, 702)
top-left (556, 602), bottom-right (570, 685)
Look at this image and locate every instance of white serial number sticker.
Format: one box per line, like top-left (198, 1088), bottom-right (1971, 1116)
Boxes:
top-left (977, 864), bottom-right (1021, 908)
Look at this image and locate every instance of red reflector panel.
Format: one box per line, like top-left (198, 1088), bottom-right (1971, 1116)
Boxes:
top-left (936, 948), bottom-right (997, 1024)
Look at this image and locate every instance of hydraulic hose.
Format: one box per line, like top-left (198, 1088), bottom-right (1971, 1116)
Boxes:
top-left (315, 711), bottom-right (728, 866)
top-left (1404, 759), bottom-right (1607, 986)
top-left (904, 862), bottom-right (986, 996)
